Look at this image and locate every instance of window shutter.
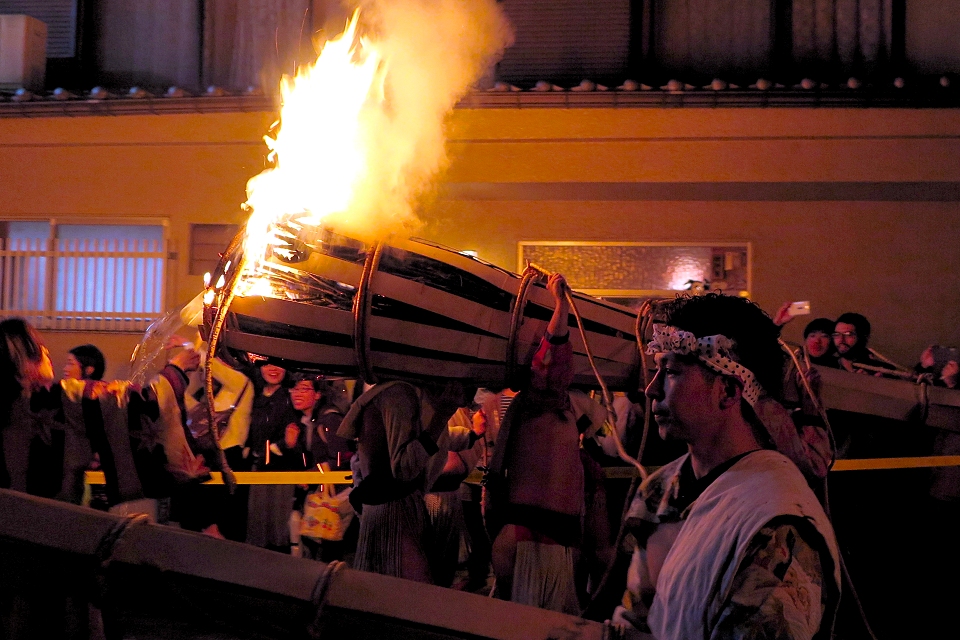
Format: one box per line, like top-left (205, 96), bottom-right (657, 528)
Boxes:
top-left (190, 224), bottom-right (240, 276)
top-left (497, 0), bottom-right (632, 86)
top-left (0, 0), bottom-right (76, 57)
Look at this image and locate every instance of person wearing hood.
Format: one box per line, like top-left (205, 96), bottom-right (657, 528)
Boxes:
top-left (338, 377), bottom-right (480, 583)
top-left (833, 312), bottom-right (896, 373)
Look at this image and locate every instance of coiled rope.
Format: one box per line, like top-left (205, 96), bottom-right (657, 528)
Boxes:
top-left (521, 263), bottom-right (646, 478)
top-left (505, 266), bottom-right (540, 390)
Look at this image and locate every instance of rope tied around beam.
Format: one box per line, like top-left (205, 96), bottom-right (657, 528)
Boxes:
top-left (202, 232), bottom-right (246, 494)
top-left (352, 241), bottom-right (384, 385)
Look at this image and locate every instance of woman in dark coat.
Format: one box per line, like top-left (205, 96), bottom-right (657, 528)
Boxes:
top-left (245, 362), bottom-right (300, 551)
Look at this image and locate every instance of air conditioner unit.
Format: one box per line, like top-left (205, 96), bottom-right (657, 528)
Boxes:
top-left (0, 14), bottom-right (47, 91)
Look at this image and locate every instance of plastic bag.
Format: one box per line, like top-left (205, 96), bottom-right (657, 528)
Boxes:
top-left (301, 488), bottom-right (355, 541)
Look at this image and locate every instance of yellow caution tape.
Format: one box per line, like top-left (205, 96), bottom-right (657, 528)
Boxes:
top-left (84, 470), bottom-right (354, 486)
top-left (84, 456), bottom-right (960, 486)
top-left (830, 455), bottom-right (960, 471)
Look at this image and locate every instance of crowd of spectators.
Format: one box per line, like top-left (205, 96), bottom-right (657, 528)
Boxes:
top-left (1, 291), bottom-right (959, 636)
top-left (775, 304), bottom-right (958, 387)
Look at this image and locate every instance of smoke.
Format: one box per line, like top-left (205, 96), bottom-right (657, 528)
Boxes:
top-left (330, 0), bottom-right (514, 237)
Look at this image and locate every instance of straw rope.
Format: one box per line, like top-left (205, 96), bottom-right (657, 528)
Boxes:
top-left (352, 241), bottom-right (384, 384)
top-left (522, 263), bottom-right (647, 479)
top-left (504, 266), bottom-right (540, 390)
top-left (203, 232), bottom-right (247, 493)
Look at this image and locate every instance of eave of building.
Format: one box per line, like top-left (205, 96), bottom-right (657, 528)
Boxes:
top-left (1, 86), bottom-right (960, 119)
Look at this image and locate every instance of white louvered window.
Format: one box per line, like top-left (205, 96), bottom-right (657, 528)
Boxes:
top-left (0, 220), bottom-right (168, 331)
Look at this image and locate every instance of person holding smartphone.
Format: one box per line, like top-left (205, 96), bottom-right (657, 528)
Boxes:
top-left (916, 345), bottom-right (960, 389)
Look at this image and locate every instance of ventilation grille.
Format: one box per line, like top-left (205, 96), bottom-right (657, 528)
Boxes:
top-left (497, 0), bottom-right (631, 85)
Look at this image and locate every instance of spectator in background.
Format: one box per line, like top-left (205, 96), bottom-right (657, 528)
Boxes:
top-left (802, 318), bottom-right (839, 367)
top-left (176, 351), bottom-right (254, 540)
top-left (0, 318), bottom-right (54, 491)
top-left (245, 362), bottom-right (301, 552)
top-left (288, 375), bottom-right (354, 561)
top-left (771, 304), bottom-right (837, 369)
top-left (833, 312), bottom-right (897, 373)
top-left (916, 345), bottom-right (960, 389)
top-left (63, 344), bottom-right (105, 381)
top-left (290, 376), bottom-right (353, 472)
top-left (1, 317), bottom-right (206, 507)
top-left (16, 342), bottom-right (99, 500)
top-left (61, 343), bottom-right (108, 507)
top-left (423, 406), bottom-right (486, 587)
top-left (463, 389), bottom-right (516, 592)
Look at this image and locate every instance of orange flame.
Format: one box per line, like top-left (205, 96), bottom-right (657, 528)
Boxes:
top-left (238, 10), bottom-right (382, 294)
top-left (222, 0), bottom-right (513, 301)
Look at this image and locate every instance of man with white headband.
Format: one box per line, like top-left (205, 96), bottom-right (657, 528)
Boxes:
top-left (612, 293), bottom-right (840, 640)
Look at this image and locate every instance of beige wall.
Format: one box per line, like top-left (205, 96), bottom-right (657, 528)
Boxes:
top-left (432, 108), bottom-right (960, 366)
top-left (1, 106), bottom-right (958, 371)
top-left (429, 199), bottom-right (960, 365)
top-left (41, 332), bottom-right (142, 382)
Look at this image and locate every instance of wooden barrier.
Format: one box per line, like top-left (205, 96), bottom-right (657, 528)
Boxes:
top-left (0, 489), bottom-right (608, 640)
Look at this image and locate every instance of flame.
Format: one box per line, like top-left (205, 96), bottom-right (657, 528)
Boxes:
top-left (238, 10), bottom-right (383, 295)
top-left (229, 0), bottom-right (513, 300)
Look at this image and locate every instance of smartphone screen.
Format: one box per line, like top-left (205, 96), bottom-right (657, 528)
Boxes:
top-left (788, 301), bottom-right (811, 317)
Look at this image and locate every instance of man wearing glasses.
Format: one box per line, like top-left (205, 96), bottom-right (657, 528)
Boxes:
top-left (832, 313), bottom-right (896, 374)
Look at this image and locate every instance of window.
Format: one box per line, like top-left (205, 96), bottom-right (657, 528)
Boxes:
top-left (518, 241), bottom-right (751, 306)
top-left (0, 220), bottom-right (167, 331)
top-left (189, 223), bottom-right (240, 276)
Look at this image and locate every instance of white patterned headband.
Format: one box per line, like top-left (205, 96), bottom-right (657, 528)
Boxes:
top-left (647, 324), bottom-right (764, 407)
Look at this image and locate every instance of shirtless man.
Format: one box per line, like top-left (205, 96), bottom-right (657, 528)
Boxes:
top-left (489, 273), bottom-right (589, 615)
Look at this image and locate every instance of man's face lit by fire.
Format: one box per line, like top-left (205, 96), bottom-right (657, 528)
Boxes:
top-left (832, 322), bottom-right (858, 355)
top-left (645, 351), bottom-right (722, 444)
